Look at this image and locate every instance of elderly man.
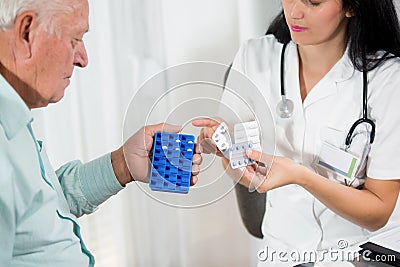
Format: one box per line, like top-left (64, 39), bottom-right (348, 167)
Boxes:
top-left (0, 0), bottom-right (200, 266)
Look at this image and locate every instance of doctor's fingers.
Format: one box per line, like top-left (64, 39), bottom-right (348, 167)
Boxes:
top-left (199, 125), bottom-right (217, 140)
top-left (192, 117), bottom-right (223, 128)
top-left (242, 167), bottom-right (268, 192)
top-left (246, 149), bottom-right (274, 167)
top-left (198, 138), bottom-right (217, 154)
top-left (243, 166), bottom-right (283, 193)
top-left (197, 128), bottom-right (219, 154)
top-left (255, 164), bottom-right (269, 176)
top-left (221, 157), bottom-right (246, 183)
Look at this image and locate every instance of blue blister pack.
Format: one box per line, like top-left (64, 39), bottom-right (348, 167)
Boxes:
top-left (149, 132), bottom-right (195, 194)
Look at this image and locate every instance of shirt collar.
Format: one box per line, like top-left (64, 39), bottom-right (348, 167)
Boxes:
top-left (288, 41), bottom-right (355, 83)
top-left (285, 42), bottom-right (356, 108)
top-left (336, 46), bottom-right (356, 83)
top-left (0, 73), bottom-right (33, 140)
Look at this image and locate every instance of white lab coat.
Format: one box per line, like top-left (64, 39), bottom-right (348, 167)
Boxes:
top-left (221, 35), bottom-right (400, 266)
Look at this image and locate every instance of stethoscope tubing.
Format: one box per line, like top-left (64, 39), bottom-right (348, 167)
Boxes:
top-left (278, 41), bottom-right (376, 145)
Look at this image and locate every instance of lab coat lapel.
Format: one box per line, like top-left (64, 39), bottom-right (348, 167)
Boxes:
top-left (301, 48), bottom-right (355, 109)
top-left (284, 42), bottom-right (338, 110)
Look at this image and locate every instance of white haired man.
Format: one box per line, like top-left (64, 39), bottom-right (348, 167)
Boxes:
top-left (0, 0), bottom-right (201, 266)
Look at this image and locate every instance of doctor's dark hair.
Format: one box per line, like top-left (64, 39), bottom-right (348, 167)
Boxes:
top-left (267, 0), bottom-right (400, 71)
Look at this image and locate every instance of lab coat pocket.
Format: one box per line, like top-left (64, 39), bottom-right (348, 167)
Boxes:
top-left (319, 126), bottom-right (346, 148)
top-left (316, 127), bottom-right (350, 184)
top-left (315, 126), bottom-right (369, 188)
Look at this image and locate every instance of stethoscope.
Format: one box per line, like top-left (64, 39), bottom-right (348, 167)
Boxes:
top-left (277, 42), bottom-right (376, 145)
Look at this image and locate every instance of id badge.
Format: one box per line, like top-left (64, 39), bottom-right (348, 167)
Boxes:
top-left (316, 142), bottom-right (360, 184)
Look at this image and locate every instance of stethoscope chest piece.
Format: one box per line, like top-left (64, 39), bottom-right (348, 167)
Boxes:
top-left (277, 95), bottom-right (294, 118)
top-left (277, 42), bottom-right (294, 119)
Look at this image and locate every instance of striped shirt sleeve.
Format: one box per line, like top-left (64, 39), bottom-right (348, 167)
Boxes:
top-left (56, 153), bottom-right (124, 217)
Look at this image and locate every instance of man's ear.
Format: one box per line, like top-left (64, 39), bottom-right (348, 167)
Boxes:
top-left (14, 11), bottom-right (37, 59)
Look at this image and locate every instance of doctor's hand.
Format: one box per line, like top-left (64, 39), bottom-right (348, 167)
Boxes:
top-left (220, 156), bottom-right (259, 188)
top-left (111, 123), bottom-right (201, 186)
top-left (242, 149), bottom-right (310, 193)
top-left (191, 117), bottom-right (229, 157)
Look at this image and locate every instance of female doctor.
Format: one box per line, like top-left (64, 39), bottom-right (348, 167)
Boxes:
top-left (193, 0), bottom-right (400, 265)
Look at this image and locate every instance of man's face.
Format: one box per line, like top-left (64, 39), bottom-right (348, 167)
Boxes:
top-left (25, 0), bottom-right (89, 107)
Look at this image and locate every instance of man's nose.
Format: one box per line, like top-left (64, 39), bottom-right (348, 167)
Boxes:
top-left (74, 42), bottom-right (88, 68)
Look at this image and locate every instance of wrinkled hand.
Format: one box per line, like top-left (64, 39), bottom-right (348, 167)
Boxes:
top-left (120, 123), bottom-right (201, 185)
top-left (241, 149), bottom-right (308, 193)
top-left (191, 117), bottom-right (229, 157)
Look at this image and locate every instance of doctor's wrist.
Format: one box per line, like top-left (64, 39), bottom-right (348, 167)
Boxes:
top-left (294, 166), bottom-right (315, 188)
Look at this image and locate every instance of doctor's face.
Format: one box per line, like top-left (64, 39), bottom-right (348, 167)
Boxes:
top-left (282, 0), bottom-right (352, 47)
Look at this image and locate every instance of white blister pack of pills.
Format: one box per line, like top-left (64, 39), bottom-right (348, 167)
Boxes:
top-left (229, 142), bottom-right (255, 169)
top-left (234, 121), bottom-right (262, 152)
top-left (212, 121), bottom-right (260, 169)
top-left (211, 122), bottom-right (232, 157)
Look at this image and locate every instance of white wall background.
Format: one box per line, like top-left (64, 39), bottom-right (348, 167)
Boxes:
top-left (31, 0), bottom-right (280, 266)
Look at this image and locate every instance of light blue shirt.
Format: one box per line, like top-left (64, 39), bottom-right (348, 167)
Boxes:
top-left (0, 74), bottom-right (124, 266)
